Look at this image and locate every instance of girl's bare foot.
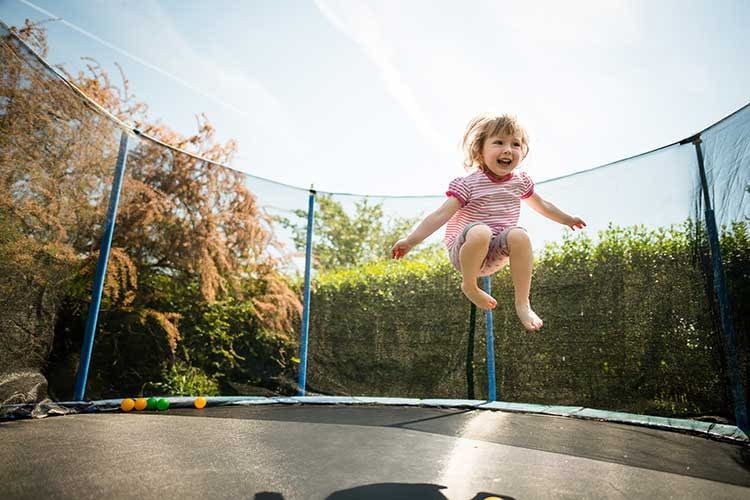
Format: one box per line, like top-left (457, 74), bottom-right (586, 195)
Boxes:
top-left (461, 282), bottom-right (497, 310)
top-left (515, 303), bottom-right (543, 331)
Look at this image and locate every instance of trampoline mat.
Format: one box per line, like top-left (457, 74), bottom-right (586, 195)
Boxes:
top-left (2, 404), bottom-right (749, 499)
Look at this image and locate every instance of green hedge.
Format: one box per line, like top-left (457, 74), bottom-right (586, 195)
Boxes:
top-left (306, 222), bottom-right (749, 419)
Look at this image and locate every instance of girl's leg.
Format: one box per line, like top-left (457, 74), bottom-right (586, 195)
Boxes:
top-left (458, 224), bottom-right (497, 310)
top-left (507, 228), bottom-right (543, 331)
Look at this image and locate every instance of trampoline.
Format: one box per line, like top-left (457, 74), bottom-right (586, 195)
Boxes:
top-left (2, 17), bottom-right (750, 500)
top-left (2, 397), bottom-right (749, 499)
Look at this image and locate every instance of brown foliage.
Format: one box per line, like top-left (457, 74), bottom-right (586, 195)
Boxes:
top-left (1, 21), bottom-right (119, 378)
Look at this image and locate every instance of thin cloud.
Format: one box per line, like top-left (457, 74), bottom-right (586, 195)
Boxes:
top-left (314, 0), bottom-right (451, 155)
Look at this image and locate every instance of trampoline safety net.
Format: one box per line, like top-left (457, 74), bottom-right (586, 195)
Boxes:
top-left (1, 21), bottom-right (748, 425)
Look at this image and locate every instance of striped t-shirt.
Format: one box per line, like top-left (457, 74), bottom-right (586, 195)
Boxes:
top-left (444, 169), bottom-right (535, 248)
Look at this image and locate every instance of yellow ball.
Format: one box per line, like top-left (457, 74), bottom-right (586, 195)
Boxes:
top-left (194, 396), bottom-right (207, 409)
top-left (120, 398), bottom-right (135, 412)
top-left (134, 398), bottom-right (148, 411)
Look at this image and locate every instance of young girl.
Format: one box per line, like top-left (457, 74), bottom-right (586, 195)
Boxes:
top-left (391, 114), bottom-right (586, 331)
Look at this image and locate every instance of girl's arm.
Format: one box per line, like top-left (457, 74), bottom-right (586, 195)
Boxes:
top-left (524, 192), bottom-right (586, 229)
top-left (391, 196), bottom-right (461, 258)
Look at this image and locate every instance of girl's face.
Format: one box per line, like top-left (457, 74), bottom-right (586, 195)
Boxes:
top-left (480, 131), bottom-right (525, 177)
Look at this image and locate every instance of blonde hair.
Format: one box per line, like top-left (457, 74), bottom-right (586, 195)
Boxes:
top-left (461, 113), bottom-right (530, 171)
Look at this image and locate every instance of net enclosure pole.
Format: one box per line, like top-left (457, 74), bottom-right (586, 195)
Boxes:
top-left (482, 276), bottom-right (497, 401)
top-left (73, 131), bottom-right (130, 401)
top-left (692, 136), bottom-right (748, 431)
top-left (297, 187), bottom-right (316, 396)
top-left (466, 303), bottom-right (477, 399)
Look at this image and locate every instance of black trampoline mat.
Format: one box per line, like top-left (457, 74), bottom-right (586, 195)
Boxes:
top-left (2, 405), bottom-right (748, 499)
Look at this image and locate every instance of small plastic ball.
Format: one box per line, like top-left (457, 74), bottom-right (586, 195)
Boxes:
top-left (156, 398), bottom-right (169, 411)
top-left (134, 398), bottom-right (148, 411)
top-left (146, 397), bottom-right (158, 411)
top-left (194, 397), bottom-right (207, 409)
top-left (120, 398), bottom-right (135, 412)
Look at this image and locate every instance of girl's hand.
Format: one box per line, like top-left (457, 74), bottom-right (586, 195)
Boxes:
top-left (567, 216), bottom-right (587, 230)
top-left (391, 239), bottom-right (413, 259)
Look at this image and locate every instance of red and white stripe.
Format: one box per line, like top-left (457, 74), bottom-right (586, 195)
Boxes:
top-left (444, 169), bottom-right (534, 247)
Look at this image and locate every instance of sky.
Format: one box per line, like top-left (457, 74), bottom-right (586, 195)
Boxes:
top-left (2, 0), bottom-right (749, 199)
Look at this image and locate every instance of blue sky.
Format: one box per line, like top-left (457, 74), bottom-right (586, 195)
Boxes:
top-left (1, 0), bottom-right (749, 198)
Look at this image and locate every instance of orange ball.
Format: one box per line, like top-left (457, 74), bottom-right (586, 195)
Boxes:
top-left (194, 397), bottom-right (207, 409)
top-left (134, 398), bottom-right (148, 411)
top-left (120, 398), bottom-right (135, 412)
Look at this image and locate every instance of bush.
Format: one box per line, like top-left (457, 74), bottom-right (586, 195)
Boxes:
top-left (304, 222), bottom-right (749, 419)
top-left (146, 360), bottom-right (220, 397)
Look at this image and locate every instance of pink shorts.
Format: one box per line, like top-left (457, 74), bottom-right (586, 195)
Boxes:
top-left (448, 223), bottom-right (524, 277)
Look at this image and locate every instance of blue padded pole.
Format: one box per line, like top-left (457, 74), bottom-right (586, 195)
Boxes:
top-left (692, 137), bottom-right (747, 431)
top-left (297, 187), bottom-right (316, 396)
top-left (73, 131), bottom-right (130, 401)
top-left (482, 276), bottom-right (497, 401)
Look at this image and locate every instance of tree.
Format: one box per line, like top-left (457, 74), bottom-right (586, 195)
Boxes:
top-left (1, 20), bottom-right (119, 395)
top-left (1, 20), bottom-right (301, 400)
top-left (279, 194), bottom-right (428, 271)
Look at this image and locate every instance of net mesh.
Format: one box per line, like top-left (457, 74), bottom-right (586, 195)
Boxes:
top-left (1, 24), bottom-right (118, 402)
top-left (304, 141), bottom-right (723, 417)
top-left (1, 21), bottom-right (747, 423)
top-left (695, 107), bottom-right (750, 421)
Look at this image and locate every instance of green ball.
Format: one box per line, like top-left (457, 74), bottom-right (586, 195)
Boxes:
top-left (146, 397), bottom-right (158, 410)
top-left (156, 398), bottom-right (170, 411)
